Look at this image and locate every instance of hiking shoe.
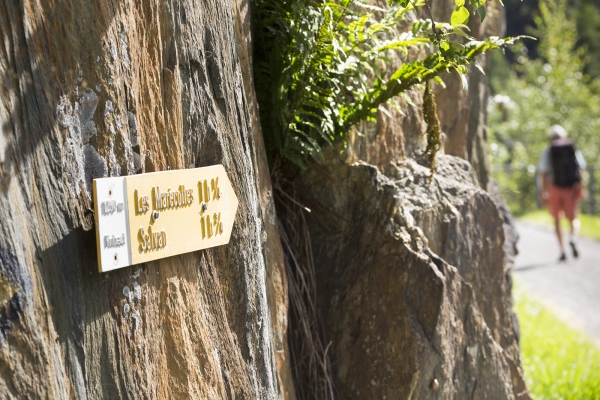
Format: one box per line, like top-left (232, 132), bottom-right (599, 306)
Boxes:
top-left (570, 241), bottom-right (579, 258)
top-left (558, 252), bottom-right (567, 262)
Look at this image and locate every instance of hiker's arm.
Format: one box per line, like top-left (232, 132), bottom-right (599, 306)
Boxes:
top-left (576, 150), bottom-right (586, 187)
top-left (538, 149), bottom-right (550, 206)
top-left (539, 171), bottom-right (549, 206)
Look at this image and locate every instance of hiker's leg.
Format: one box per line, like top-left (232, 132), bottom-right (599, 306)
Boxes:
top-left (567, 187), bottom-right (580, 258)
top-left (569, 185), bottom-right (581, 236)
top-left (548, 184), bottom-right (565, 256)
top-left (569, 217), bottom-right (580, 238)
top-left (567, 217), bottom-right (580, 258)
top-left (554, 215), bottom-right (564, 251)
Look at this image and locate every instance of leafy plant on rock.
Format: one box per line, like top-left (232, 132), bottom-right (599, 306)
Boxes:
top-left (253, 0), bottom-right (521, 168)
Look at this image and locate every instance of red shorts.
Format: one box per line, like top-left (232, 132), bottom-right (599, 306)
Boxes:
top-left (548, 184), bottom-right (582, 220)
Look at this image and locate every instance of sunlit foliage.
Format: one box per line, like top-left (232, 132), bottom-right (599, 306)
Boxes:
top-left (488, 0), bottom-right (600, 215)
top-left (253, 0), bottom-right (519, 167)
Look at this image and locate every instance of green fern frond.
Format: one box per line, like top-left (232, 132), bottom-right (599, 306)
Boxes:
top-left (252, 0), bottom-right (521, 167)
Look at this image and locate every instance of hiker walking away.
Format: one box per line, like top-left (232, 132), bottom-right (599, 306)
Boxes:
top-left (537, 125), bottom-right (587, 261)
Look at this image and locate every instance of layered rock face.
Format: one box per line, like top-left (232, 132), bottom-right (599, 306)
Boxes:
top-left (299, 155), bottom-right (528, 399)
top-left (301, 1), bottom-right (528, 396)
top-left (0, 0), bottom-right (291, 398)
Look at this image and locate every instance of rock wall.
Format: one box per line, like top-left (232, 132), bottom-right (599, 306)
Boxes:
top-left (0, 0), bottom-right (292, 398)
top-left (433, 0), bottom-right (505, 190)
top-left (229, 0), bottom-right (296, 397)
top-left (298, 155), bottom-right (528, 399)
top-left (290, 1), bottom-right (529, 398)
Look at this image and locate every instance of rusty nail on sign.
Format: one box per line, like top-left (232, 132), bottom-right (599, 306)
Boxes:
top-left (93, 165), bottom-right (239, 272)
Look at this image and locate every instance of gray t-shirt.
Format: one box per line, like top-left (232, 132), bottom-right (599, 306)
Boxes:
top-left (538, 146), bottom-right (587, 181)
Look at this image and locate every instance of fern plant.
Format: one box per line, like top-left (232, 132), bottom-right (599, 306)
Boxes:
top-left (253, 0), bottom-right (522, 167)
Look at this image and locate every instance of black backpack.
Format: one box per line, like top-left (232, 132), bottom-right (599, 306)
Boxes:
top-left (550, 139), bottom-right (581, 187)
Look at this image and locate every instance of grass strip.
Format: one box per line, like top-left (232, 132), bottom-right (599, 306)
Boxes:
top-left (514, 283), bottom-right (600, 399)
top-left (519, 209), bottom-right (600, 241)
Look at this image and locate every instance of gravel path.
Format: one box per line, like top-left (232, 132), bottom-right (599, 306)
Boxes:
top-left (514, 221), bottom-right (600, 347)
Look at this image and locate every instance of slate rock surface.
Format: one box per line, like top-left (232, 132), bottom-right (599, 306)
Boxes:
top-left (0, 0), bottom-right (290, 398)
top-left (299, 155), bottom-right (530, 399)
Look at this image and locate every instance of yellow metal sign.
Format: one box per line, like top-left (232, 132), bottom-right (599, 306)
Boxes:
top-left (93, 165), bottom-right (239, 272)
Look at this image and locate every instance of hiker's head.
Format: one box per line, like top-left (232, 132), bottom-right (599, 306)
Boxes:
top-left (549, 125), bottom-right (567, 140)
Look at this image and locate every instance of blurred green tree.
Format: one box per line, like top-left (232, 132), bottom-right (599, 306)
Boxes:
top-left (488, 0), bottom-right (600, 215)
top-left (503, 0), bottom-right (600, 79)
top-left (576, 0), bottom-right (600, 79)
